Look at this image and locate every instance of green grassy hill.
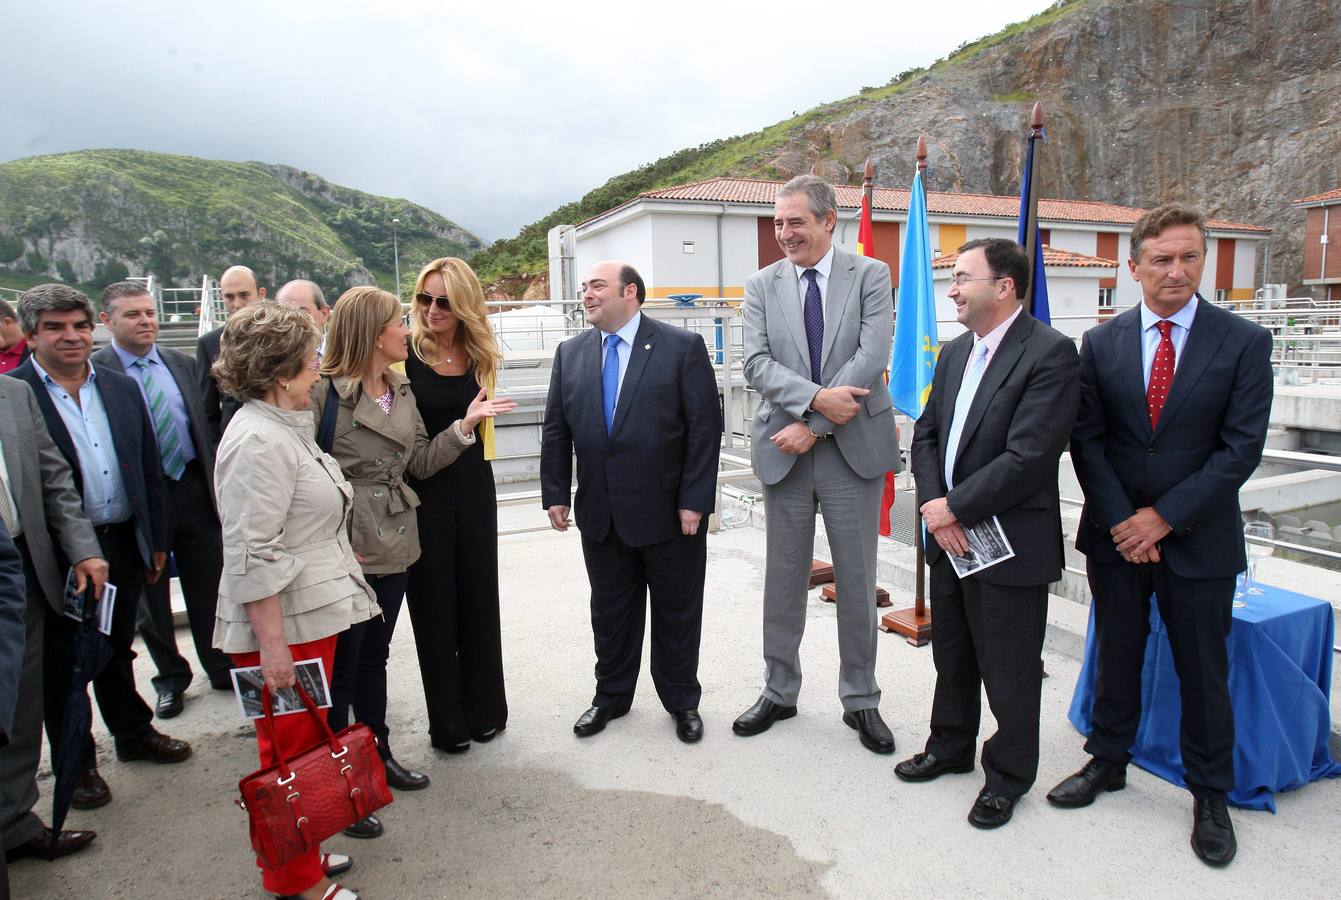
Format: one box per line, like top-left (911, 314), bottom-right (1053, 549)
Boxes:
top-left (0, 149), bottom-right (482, 297)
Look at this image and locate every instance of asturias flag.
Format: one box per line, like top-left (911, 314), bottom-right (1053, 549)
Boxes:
top-left (1017, 136), bottom-right (1051, 323)
top-left (889, 171), bottom-right (939, 419)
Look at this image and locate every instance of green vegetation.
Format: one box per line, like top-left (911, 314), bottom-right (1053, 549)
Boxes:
top-left (469, 0), bottom-right (1090, 282)
top-left (0, 149), bottom-right (482, 294)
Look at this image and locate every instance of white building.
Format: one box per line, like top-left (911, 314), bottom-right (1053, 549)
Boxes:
top-left (564, 177), bottom-right (1270, 310)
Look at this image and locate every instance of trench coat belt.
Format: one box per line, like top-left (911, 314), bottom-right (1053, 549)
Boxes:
top-left (349, 474), bottom-right (420, 516)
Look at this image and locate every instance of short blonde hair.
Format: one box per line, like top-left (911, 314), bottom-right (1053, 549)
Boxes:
top-left (409, 257), bottom-right (502, 391)
top-left (212, 302), bottom-right (319, 400)
top-left (321, 286), bottom-right (401, 397)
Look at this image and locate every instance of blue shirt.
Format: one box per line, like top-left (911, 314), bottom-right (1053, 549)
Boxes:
top-left (599, 311), bottom-right (643, 408)
top-left (31, 359), bottom-right (130, 526)
top-left (1140, 294), bottom-right (1198, 390)
top-left (111, 342), bottom-right (197, 466)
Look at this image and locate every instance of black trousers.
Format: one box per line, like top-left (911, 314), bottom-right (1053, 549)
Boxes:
top-left (1085, 558), bottom-right (1236, 795)
top-left (137, 460), bottom-right (233, 693)
top-left (43, 521), bottom-right (154, 770)
top-left (405, 498), bottom-right (507, 749)
top-left (579, 524), bottom-right (706, 714)
top-left (328, 572), bottom-right (408, 759)
top-left (926, 555), bottom-right (1048, 799)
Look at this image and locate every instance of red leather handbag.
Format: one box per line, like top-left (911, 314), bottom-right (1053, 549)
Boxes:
top-left (237, 684), bottom-right (393, 869)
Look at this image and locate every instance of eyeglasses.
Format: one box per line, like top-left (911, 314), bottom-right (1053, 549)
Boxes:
top-left (948, 274), bottom-right (1005, 287)
top-left (415, 292), bottom-right (452, 311)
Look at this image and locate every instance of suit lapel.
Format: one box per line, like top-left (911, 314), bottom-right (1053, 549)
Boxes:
top-left (1154, 300), bottom-right (1228, 437)
top-left (773, 263), bottom-right (811, 364)
top-left (18, 365), bottom-right (78, 476)
top-left (820, 250), bottom-right (857, 370)
top-left (955, 314), bottom-right (1033, 456)
top-left (935, 334), bottom-right (972, 472)
top-left (96, 376), bottom-right (130, 458)
top-left (1113, 309), bottom-right (1151, 437)
top-left (0, 384), bottom-right (26, 501)
top-left (583, 328), bottom-right (606, 439)
top-left (610, 316), bottom-right (655, 440)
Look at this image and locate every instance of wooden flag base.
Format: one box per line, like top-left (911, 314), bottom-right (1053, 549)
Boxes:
top-left (881, 606), bottom-right (932, 646)
top-left (820, 584), bottom-right (891, 608)
top-left (808, 559), bottom-right (835, 588)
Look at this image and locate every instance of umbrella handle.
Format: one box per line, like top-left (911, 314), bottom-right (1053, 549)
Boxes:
top-left (260, 682), bottom-right (347, 779)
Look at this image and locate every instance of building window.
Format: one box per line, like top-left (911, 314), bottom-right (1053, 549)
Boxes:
top-left (682, 241), bottom-right (695, 254)
top-left (1098, 287), bottom-right (1115, 308)
top-left (1215, 288), bottom-right (1228, 303)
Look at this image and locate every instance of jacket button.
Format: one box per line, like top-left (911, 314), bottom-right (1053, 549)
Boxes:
top-left (352, 422), bottom-right (359, 428)
top-left (375, 457), bottom-right (384, 465)
top-left (1146, 448), bottom-right (1155, 456)
top-left (373, 489), bottom-right (383, 497)
top-left (377, 528), bottom-right (384, 537)
top-left (397, 525), bottom-right (406, 534)
top-left (394, 451), bottom-right (403, 459)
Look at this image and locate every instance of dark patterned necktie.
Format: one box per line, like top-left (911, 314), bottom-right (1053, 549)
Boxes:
top-left (803, 268), bottom-right (823, 383)
top-left (1146, 320), bottom-right (1175, 429)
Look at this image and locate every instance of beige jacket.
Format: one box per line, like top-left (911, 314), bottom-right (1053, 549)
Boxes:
top-left (312, 372), bottom-right (474, 575)
top-left (213, 400), bottom-right (379, 653)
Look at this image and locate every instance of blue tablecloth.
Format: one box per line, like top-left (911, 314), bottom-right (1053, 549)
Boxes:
top-left (1068, 583), bottom-right (1341, 811)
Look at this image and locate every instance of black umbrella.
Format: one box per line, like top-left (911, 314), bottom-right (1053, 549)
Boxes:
top-left (49, 584), bottom-right (112, 834)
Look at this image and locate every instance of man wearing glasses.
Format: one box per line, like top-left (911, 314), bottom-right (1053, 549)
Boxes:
top-left (900, 238), bottom-right (1078, 830)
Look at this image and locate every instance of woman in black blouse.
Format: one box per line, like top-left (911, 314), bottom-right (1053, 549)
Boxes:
top-left (403, 258), bottom-right (510, 753)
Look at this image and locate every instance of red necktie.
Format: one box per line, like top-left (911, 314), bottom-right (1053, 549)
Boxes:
top-left (1146, 320), bottom-right (1175, 429)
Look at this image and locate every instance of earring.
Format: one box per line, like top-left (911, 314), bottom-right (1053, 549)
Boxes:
top-left (281, 381), bottom-right (290, 392)
top-left (377, 342), bottom-right (383, 349)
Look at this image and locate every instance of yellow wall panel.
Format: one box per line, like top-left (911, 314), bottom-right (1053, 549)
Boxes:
top-left (936, 224), bottom-right (967, 257)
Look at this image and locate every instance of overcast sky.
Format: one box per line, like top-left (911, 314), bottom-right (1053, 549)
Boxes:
top-left (4, 0), bottom-right (1055, 241)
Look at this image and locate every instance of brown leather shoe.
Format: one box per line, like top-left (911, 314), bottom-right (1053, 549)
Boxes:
top-left (70, 768), bottom-right (111, 809)
top-left (115, 729), bottom-right (192, 764)
top-left (4, 826), bottom-right (97, 862)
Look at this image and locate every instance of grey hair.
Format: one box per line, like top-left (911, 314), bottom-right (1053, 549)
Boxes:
top-left (281, 278), bottom-right (328, 309)
top-left (777, 174), bottom-right (838, 222)
top-left (18, 283), bottom-right (96, 334)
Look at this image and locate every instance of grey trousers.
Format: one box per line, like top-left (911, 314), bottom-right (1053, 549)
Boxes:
top-left (0, 549), bottom-right (47, 852)
top-left (761, 439), bottom-right (883, 711)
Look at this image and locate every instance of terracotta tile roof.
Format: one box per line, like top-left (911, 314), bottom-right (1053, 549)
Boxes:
top-left (588, 177), bottom-right (1269, 234)
top-left (1293, 187), bottom-right (1341, 206)
top-left (932, 245), bottom-right (1117, 270)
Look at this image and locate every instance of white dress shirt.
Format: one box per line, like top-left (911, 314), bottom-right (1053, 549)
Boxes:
top-left (792, 245), bottom-right (836, 323)
top-left (1140, 295), bottom-right (1198, 389)
top-left (599, 310), bottom-right (643, 408)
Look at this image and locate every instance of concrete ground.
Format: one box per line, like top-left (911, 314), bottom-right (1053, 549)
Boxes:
top-left (9, 504), bottom-right (1339, 898)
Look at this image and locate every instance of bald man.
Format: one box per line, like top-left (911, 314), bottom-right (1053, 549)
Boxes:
top-left (276, 280), bottom-right (330, 358)
top-left (195, 266), bottom-right (265, 443)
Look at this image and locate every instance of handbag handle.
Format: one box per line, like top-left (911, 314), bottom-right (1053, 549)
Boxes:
top-left (259, 681), bottom-right (346, 780)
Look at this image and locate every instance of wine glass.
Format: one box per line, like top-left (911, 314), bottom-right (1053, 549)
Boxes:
top-left (1243, 521), bottom-right (1275, 598)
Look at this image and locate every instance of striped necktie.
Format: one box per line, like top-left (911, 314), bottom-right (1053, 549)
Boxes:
top-left (0, 470), bottom-right (17, 536)
top-left (135, 358), bottom-right (186, 480)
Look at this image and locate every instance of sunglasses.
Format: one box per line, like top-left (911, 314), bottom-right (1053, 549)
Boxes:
top-left (415, 292), bottom-right (452, 311)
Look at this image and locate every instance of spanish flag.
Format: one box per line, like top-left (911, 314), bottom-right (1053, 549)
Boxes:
top-left (855, 189), bottom-right (898, 537)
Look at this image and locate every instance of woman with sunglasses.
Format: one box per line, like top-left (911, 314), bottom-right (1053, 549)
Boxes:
top-left (404, 258), bottom-right (513, 753)
top-left (313, 287), bottom-right (513, 836)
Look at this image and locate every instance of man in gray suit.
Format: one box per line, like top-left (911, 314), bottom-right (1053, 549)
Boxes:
top-left (0, 374), bottom-right (105, 862)
top-left (94, 281), bottom-right (234, 721)
top-left (898, 239), bottom-right (1079, 830)
top-left (733, 175), bottom-right (901, 754)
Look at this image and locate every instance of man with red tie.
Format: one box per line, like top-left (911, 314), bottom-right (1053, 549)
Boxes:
top-left (1048, 204), bottom-right (1274, 867)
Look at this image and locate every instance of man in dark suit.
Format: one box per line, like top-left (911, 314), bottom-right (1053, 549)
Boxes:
top-left (897, 239), bottom-right (1079, 829)
top-left (0, 299), bottom-right (30, 375)
top-left (734, 175), bottom-right (901, 755)
top-left (94, 281), bottom-right (234, 719)
top-left (0, 372), bottom-right (105, 863)
top-left (1048, 204), bottom-right (1273, 867)
top-left (540, 260), bottom-right (721, 743)
top-left (13, 284), bottom-right (191, 814)
top-left (196, 265), bottom-right (265, 443)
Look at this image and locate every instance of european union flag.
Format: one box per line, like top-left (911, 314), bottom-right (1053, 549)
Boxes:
top-left (889, 170), bottom-right (938, 419)
top-left (1017, 136), bottom-right (1051, 323)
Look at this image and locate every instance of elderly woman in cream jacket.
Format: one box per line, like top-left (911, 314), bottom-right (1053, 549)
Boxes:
top-left (211, 302), bottom-right (373, 900)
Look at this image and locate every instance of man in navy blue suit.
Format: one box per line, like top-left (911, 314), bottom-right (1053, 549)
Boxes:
top-left (540, 261), bottom-right (721, 743)
top-left (1047, 205), bottom-right (1273, 867)
top-left (13, 284), bottom-right (191, 814)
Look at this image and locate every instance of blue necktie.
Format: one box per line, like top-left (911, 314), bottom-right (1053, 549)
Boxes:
top-left (602, 333), bottom-right (621, 433)
top-left (944, 342), bottom-right (990, 490)
top-left (802, 269), bottom-right (823, 383)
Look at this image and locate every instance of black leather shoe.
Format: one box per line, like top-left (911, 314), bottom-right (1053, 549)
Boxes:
top-left (472, 723), bottom-right (506, 743)
top-left (382, 755), bottom-right (430, 791)
top-left (894, 751), bottom-right (975, 782)
top-left (70, 768), bottom-right (111, 809)
top-left (573, 705), bottom-right (625, 737)
top-left (968, 790), bottom-right (1016, 829)
top-left (732, 696), bottom-right (797, 736)
top-left (1046, 757), bottom-right (1127, 808)
top-left (342, 813), bottom-right (383, 839)
top-left (842, 708), bottom-right (895, 754)
top-left (155, 689), bottom-right (184, 719)
top-left (1191, 793), bottom-right (1237, 867)
top-left (5, 826), bottom-right (97, 862)
top-left (116, 728), bottom-right (192, 764)
top-left (672, 709), bottom-right (703, 743)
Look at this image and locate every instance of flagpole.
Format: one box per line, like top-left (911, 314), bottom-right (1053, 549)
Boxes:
top-left (1022, 102), bottom-right (1045, 313)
